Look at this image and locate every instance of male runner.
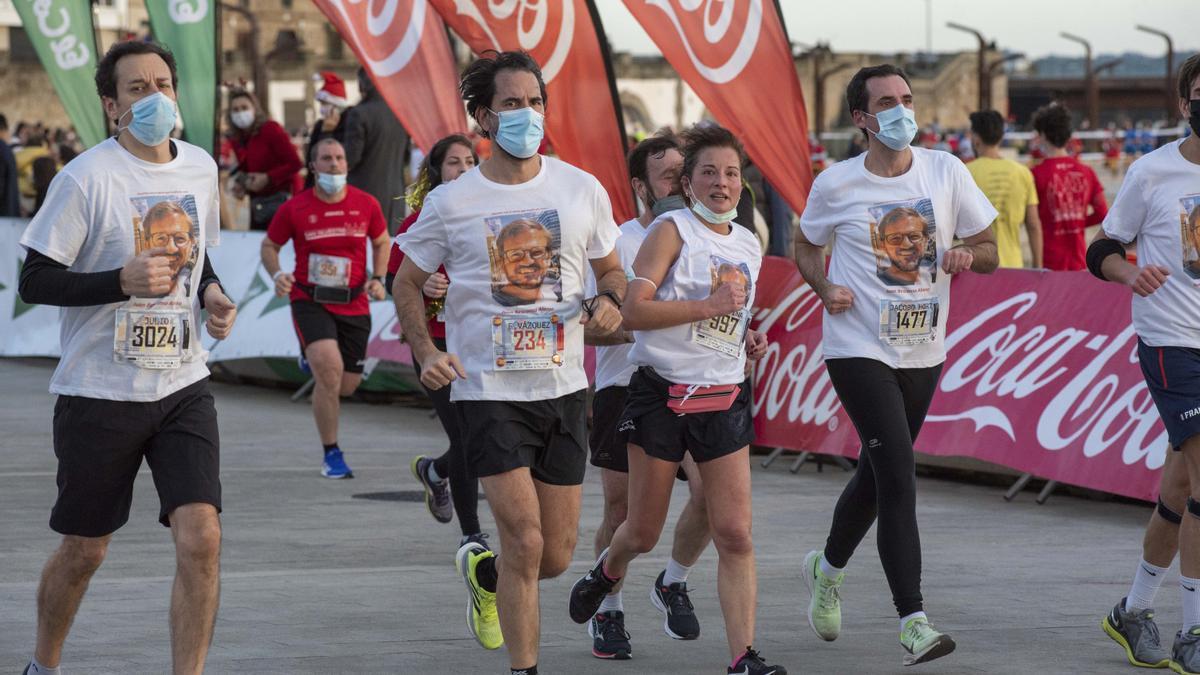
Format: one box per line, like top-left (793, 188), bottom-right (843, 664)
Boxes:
top-left (17, 40), bottom-right (237, 675)
top-left (966, 109), bottom-right (1041, 269)
top-left (583, 133), bottom-right (712, 660)
top-left (393, 51), bottom-right (625, 675)
top-left (793, 64), bottom-right (998, 667)
top-left (1094, 53), bottom-right (1200, 674)
top-left (261, 137), bottom-right (389, 479)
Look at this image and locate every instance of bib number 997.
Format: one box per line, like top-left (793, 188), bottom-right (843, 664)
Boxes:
top-left (708, 313), bottom-right (741, 335)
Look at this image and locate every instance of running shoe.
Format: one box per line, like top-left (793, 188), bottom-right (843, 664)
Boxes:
top-left (321, 447), bottom-right (354, 479)
top-left (588, 610), bottom-right (632, 660)
top-left (570, 548), bottom-right (619, 624)
top-left (1172, 626), bottom-right (1200, 674)
top-left (802, 550), bottom-right (843, 641)
top-left (727, 647), bottom-right (787, 674)
top-left (455, 541), bottom-right (503, 650)
top-left (900, 617), bottom-right (956, 666)
top-left (650, 570), bottom-right (700, 639)
top-left (460, 532), bottom-right (491, 550)
top-left (410, 455), bottom-right (453, 523)
top-left (1102, 597), bottom-right (1170, 668)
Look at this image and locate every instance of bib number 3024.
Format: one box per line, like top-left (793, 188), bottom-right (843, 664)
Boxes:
top-left (878, 297), bottom-right (939, 346)
top-left (114, 308), bottom-right (189, 369)
top-left (492, 313), bottom-right (564, 370)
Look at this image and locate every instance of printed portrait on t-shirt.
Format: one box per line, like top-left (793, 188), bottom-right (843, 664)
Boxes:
top-left (709, 255), bottom-right (752, 297)
top-left (485, 209), bottom-right (563, 307)
top-left (131, 194), bottom-right (201, 298)
top-left (1180, 195), bottom-right (1200, 281)
top-left (868, 198), bottom-right (937, 288)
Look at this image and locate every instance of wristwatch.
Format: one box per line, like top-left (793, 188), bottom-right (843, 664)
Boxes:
top-left (596, 290), bottom-right (622, 309)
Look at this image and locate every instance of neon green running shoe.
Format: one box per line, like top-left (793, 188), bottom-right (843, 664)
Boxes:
top-left (900, 617), bottom-right (956, 666)
top-left (802, 550), bottom-right (843, 641)
top-left (455, 541), bottom-right (503, 650)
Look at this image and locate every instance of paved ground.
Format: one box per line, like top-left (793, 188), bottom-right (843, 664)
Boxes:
top-left (0, 357), bottom-right (1172, 674)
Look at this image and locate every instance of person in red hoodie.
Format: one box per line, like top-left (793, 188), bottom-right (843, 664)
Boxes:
top-left (385, 134), bottom-right (482, 547)
top-left (227, 88), bottom-right (302, 230)
top-left (1030, 103), bottom-right (1108, 270)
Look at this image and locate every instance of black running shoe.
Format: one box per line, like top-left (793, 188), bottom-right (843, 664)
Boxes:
top-left (588, 610), bottom-right (632, 660)
top-left (459, 532), bottom-right (491, 550)
top-left (569, 548), bottom-right (618, 623)
top-left (728, 647), bottom-right (787, 675)
top-left (651, 570), bottom-right (700, 639)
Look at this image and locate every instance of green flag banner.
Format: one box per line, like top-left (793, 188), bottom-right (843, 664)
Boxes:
top-left (144, 0), bottom-right (217, 154)
top-left (12, 0), bottom-right (106, 147)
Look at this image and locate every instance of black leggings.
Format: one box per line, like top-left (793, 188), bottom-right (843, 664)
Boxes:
top-left (822, 357), bottom-right (942, 618)
top-left (414, 338), bottom-right (481, 536)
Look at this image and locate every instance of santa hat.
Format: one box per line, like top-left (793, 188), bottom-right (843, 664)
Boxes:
top-left (314, 71), bottom-right (348, 108)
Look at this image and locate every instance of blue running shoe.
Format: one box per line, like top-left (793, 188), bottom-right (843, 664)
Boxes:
top-left (298, 354), bottom-right (311, 375)
top-left (322, 447), bottom-right (354, 479)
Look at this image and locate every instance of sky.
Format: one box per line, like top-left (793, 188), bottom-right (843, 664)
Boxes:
top-left (596, 0), bottom-right (1200, 61)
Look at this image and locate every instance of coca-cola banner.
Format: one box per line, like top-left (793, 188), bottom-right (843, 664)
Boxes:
top-left (752, 257), bottom-right (1168, 502)
top-left (623, 0), bottom-right (814, 215)
top-left (428, 0), bottom-right (636, 222)
top-left (314, 0), bottom-right (467, 152)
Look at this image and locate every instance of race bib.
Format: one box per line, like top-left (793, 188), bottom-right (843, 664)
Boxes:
top-left (309, 253), bottom-right (351, 288)
top-left (492, 313), bottom-right (564, 370)
top-left (113, 307), bottom-right (190, 369)
top-left (693, 308), bottom-right (749, 357)
top-left (878, 297), bottom-right (939, 346)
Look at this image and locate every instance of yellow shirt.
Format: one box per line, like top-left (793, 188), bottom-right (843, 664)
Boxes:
top-left (966, 156), bottom-right (1038, 268)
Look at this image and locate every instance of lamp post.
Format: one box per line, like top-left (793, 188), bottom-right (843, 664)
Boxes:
top-left (811, 44), bottom-right (853, 136)
top-left (946, 22), bottom-right (988, 110)
top-left (1060, 32), bottom-right (1106, 128)
top-left (1136, 25), bottom-right (1176, 125)
top-left (220, 1), bottom-right (268, 106)
top-left (986, 53), bottom-right (1023, 116)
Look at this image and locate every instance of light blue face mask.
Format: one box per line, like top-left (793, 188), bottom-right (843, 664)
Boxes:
top-left (687, 187), bottom-right (738, 225)
top-left (863, 105), bottom-right (918, 151)
top-left (316, 172), bottom-right (347, 194)
top-left (118, 92), bottom-right (177, 147)
top-left (488, 106), bottom-right (544, 159)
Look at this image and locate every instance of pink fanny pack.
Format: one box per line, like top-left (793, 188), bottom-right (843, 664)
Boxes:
top-left (666, 383), bottom-right (741, 415)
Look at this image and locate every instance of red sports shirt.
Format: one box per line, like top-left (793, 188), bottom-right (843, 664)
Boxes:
top-left (1031, 156), bottom-right (1109, 271)
top-left (267, 186), bottom-right (386, 316)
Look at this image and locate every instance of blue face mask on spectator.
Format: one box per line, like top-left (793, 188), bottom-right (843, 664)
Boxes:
top-left (118, 92), bottom-right (177, 147)
top-left (488, 107), bottom-right (544, 159)
top-left (862, 105), bottom-right (918, 151)
top-left (317, 172), bottom-right (347, 194)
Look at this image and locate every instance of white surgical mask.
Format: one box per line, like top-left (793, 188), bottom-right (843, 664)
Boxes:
top-left (687, 187), bottom-right (737, 225)
top-left (231, 110), bottom-right (256, 130)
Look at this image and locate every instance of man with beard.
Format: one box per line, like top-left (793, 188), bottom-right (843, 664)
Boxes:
top-left (493, 218), bottom-right (554, 306)
top-left (141, 200), bottom-right (196, 297)
top-left (876, 207), bottom-right (932, 287)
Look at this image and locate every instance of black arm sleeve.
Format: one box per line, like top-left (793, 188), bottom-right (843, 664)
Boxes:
top-left (18, 248), bottom-right (129, 307)
top-left (197, 252), bottom-right (222, 309)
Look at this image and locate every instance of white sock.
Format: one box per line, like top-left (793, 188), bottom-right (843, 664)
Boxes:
top-left (425, 461), bottom-right (443, 483)
top-left (1126, 558), bottom-right (1169, 612)
top-left (818, 553), bottom-right (844, 579)
top-left (1183, 576), bottom-right (1200, 629)
top-left (599, 590), bottom-right (624, 613)
top-left (27, 658), bottom-right (61, 675)
top-left (663, 558), bottom-right (692, 586)
top-left (900, 611), bottom-right (928, 633)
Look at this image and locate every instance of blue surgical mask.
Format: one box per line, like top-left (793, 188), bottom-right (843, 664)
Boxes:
top-left (118, 92), bottom-right (177, 147)
top-left (864, 105), bottom-right (918, 151)
top-left (488, 107), bottom-right (544, 159)
top-left (651, 193), bottom-right (687, 217)
top-left (687, 187), bottom-right (738, 225)
top-left (316, 172), bottom-right (347, 194)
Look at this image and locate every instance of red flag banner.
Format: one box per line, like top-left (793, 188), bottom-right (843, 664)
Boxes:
top-left (428, 0), bottom-right (636, 221)
top-left (751, 257), bottom-right (1167, 502)
top-left (623, 0), bottom-right (814, 215)
top-left (314, 0), bottom-right (467, 152)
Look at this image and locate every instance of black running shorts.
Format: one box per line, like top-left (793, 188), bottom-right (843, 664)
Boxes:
top-left (1139, 338), bottom-right (1200, 450)
top-left (589, 385), bottom-right (630, 472)
top-left (458, 390), bottom-right (588, 485)
top-left (619, 367), bottom-right (754, 464)
top-left (291, 300), bottom-right (371, 374)
top-left (50, 378), bottom-right (221, 537)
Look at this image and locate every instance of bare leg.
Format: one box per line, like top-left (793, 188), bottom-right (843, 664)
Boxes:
top-left (603, 444), bottom-right (679, 579)
top-left (1179, 437), bottom-right (1200, 579)
top-left (480, 469), bottom-right (544, 670)
top-left (595, 468), bottom-right (629, 558)
top-left (1147, 447), bottom-right (1187, 568)
top-left (534, 480), bottom-right (582, 580)
top-left (671, 456), bottom-right (712, 567)
top-left (697, 447), bottom-right (756, 660)
top-left (168, 503), bottom-right (222, 675)
top-left (33, 535), bottom-right (112, 667)
top-left (305, 339), bottom-right (360, 445)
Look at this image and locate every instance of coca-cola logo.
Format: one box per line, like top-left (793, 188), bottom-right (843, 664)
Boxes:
top-left (752, 283), bottom-right (841, 430)
top-left (642, 0), bottom-right (762, 84)
top-left (326, 0), bottom-right (427, 77)
top-left (446, 0), bottom-right (575, 82)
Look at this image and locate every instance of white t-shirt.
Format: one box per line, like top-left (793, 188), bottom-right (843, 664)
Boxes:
top-left (1102, 139), bottom-right (1200, 348)
top-left (397, 156), bottom-right (620, 401)
top-left (800, 148), bottom-right (997, 369)
top-left (629, 207), bottom-right (763, 386)
top-left (19, 138), bottom-right (220, 401)
top-left (587, 218), bottom-right (649, 391)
